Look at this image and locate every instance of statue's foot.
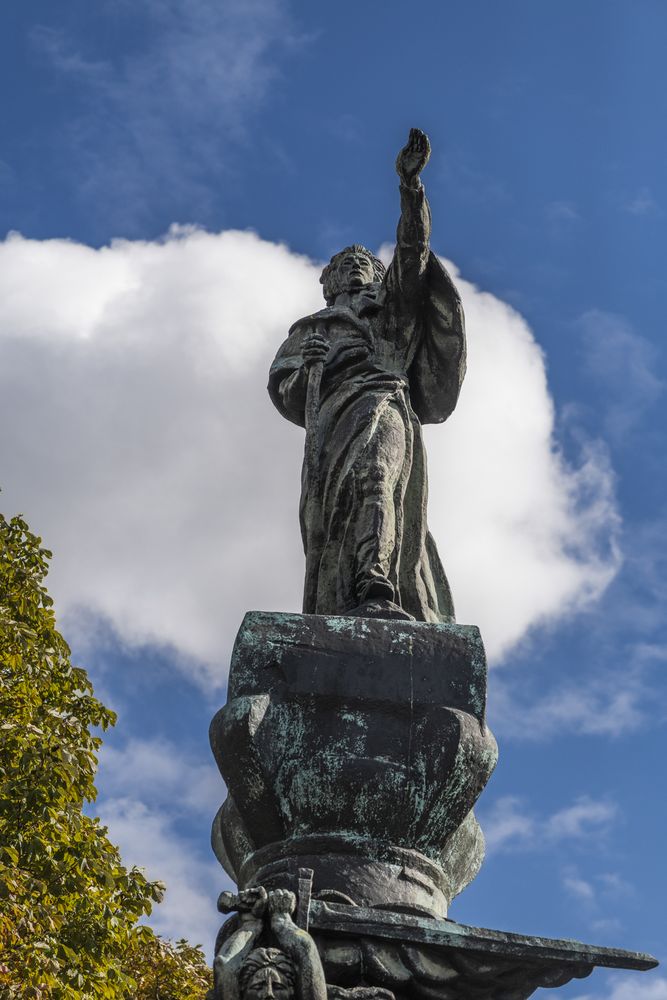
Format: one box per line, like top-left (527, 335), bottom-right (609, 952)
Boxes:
top-left (348, 598), bottom-right (416, 622)
top-left (357, 573), bottom-right (396, 604)
top-left (352, 574), bottom-right (414, 621)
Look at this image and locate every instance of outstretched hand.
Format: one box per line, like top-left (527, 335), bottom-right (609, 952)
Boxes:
top-left (396, 127), bottom-right (431, 187)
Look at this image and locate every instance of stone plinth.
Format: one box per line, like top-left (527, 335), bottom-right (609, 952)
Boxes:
top-left (210, 611), bottom-right (498, 918)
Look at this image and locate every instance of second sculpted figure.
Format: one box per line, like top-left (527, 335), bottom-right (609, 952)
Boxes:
top-left (268, 129), bottom-right (466, 623)
top-left (212, 887), bottom-right (394, 1000)
top-left (213, 887), bottom-right (327, 1000)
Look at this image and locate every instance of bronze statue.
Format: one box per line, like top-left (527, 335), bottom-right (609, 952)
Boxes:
top-left (268, 128), bottom-right (466, 623)
top-left (211, 128), bottom-right (657, 1000)
top-left (212, 887), bottom-right (326, 1000)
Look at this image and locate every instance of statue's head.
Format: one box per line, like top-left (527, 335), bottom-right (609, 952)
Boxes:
top-left (320, 245), bottom-right (386, 304)
top-left (239, 947), bottom-right (296, 1000)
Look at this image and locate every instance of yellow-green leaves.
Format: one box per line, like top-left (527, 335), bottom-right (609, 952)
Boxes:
top-left (0, 513), bottom-right (212, 998)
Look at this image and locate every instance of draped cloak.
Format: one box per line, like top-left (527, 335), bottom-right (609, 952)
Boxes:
top-left (268, 250), bottom-right (466, 623)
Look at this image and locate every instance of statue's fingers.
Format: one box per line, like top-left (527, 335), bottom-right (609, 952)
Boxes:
top-left (218, 891), bottom-right (239, 913)
top-left (414, 128), bottom-right (427, 149)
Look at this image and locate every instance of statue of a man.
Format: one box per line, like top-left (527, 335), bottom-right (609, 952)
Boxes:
top-left (268, 129), bottom-right (466, 623)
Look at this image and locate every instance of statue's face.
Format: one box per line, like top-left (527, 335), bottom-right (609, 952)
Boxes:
top-left (243, 966), bottom-right (293, 1000)
top-left (335, 250), bottom-right (376, 291)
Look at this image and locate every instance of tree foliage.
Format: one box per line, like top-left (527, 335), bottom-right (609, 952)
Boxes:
top-left (121, 932), bottom-right (212, 999)
top-left (0, 511), bottom-right (212, 998)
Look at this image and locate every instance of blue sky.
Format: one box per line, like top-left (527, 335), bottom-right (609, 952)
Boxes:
top-left (1, 2), bottom-right (665, 996)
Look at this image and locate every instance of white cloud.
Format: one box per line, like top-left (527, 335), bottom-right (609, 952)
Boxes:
top-left (96, 736), bottom-right (230, 951)
top-left (625, 187), bottom-right (660, 217)
top-left (480, 796), bottom-right (535, 852)
top-left (571, 976), bottom-right (667, 1000)
top-left (488, 512), bottom-right (667, 742)
top-left (545, 797), bottom-right (617, 841)
top-left (97, 795), bottom-right (223, 950)
top-left (491, 663), bottom-right (646, 741)
top-left (98, 737), bottom-right (221, 815)
top-left (0, 227), bottom-right (619, 684)
top-left (430, 263), bottom-right (620, 657)
top-left (562, 873), bottom-right (596, 903)
top-left (579, 309), bottom-right (663, 440)
top-left (597, 873), bottom-right (634, 898)
top-left (560, 865), bottom-right (632, 909)
top-left (482, 795), bottom-right (616, 854)
top-left (590, 916), bottom-right (623, 935)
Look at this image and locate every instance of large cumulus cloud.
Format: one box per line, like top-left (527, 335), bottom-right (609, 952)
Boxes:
top-left (0, 226), bottom-right (618, 684)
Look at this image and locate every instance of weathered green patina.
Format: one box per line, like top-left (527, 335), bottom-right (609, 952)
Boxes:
top-left (211, 610), bottom-right (497, 918)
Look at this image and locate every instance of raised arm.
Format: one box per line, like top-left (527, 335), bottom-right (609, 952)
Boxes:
top-left (390, 128), bottom-right (432, 299)
top-left (213, 888), bottom-right (267, 1000)
top-left (268, 891), bottom-right (328, 1000)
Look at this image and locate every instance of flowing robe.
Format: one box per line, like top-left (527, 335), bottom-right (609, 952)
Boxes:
top-left (268, 183), bottom-right (466, 622)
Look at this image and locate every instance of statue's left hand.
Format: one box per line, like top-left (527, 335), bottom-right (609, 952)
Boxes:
top-left (302, 330), bottom-right (330, 369)
top-left (396, 127), bottom-right (431, 187)
top-left (268, 888), bottom-right (297, 919)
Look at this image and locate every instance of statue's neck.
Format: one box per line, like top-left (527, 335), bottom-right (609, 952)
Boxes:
top-left (333, 285), bottom-right (375, 309)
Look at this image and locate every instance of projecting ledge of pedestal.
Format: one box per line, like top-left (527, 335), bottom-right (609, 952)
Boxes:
top-left (308, 900), bottom-right (659, 999)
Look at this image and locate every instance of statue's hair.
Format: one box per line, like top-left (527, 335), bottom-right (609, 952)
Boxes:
top-left (239, 948), bottom-right (296, 996)
top-left (320, 245), bottom-right (386, 304)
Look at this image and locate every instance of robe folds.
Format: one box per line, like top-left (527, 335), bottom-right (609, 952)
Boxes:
top-left (268, 250), bottom-right (466, 623)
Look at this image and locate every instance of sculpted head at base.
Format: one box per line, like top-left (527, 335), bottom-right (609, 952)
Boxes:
top-left (320, 245), bottom-right (386, 304)
top-left (239, 948), bottom-right (296, 1000)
